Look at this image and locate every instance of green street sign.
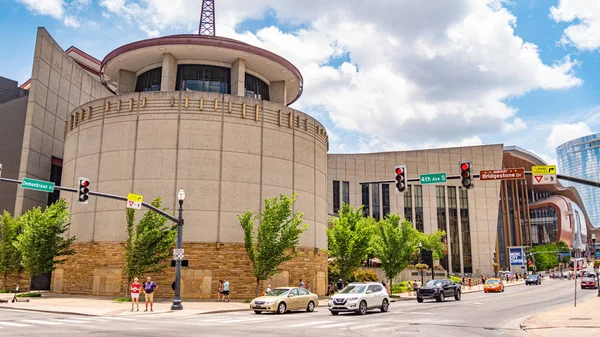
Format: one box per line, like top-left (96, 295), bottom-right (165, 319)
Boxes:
top-left (21, 178), bottom-right (55, 193)
top-left (419, 173), bottom-right (447, 185)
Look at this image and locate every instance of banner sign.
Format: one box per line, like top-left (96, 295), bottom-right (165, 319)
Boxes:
top-left (509, 247), bottom-right (524, 266)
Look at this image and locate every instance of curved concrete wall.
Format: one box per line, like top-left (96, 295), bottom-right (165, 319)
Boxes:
top-left (62, 91), bottom-right (328, 249)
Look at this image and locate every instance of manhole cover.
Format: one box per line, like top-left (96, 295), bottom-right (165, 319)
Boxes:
top-left (569, 318), bottom-right (592, 321)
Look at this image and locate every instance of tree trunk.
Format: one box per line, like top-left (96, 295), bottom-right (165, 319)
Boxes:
top-left (255, 278), bottom-right (260, 297)
top-left (28, 276), bottom-right (33, 293)
top-left (2, 272), bottom-right (6, 291)
top-left (389, 279), bottom-right (393, 296)
top-left (125, 278), bottom-right (131, 298)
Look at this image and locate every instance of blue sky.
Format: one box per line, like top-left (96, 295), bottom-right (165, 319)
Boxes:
top-left (1, 0), bottom-right (599, 165)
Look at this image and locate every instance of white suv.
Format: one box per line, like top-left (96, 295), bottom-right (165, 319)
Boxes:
top-left (328, 282), bottom-right (390, 315)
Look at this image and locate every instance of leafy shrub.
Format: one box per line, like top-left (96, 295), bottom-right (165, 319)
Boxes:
top-left (450, 276), bottom-right (462, 284)
top-left (351, 269), bottom-right (379, 282)
top-left (434, 264), bottom-right (445, 271)
top-left (414, 263), bottom-right (429, 270)
top-left (114, 297), bottom-right (131, 302)
top-left (16, 293), bottom-right (41, 298)
top-left (406, 264), bottom-right (415, 269)
top-left (0, 290), bottom-right (13, 293)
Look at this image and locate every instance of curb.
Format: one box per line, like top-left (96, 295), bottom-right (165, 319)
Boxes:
top-left (0, 306), bottom-right (97, 316)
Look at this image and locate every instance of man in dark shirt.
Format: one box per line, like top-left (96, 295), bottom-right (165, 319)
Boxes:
top-left (143, 277), bottom-right (158, 312)
top-left (337, 279), bottom-right (343, 291)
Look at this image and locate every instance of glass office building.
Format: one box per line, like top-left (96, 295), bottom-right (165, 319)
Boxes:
top-left (556, 133), bottom-right (600, 228)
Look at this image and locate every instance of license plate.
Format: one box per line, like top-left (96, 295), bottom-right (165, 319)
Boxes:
top-left (254, 306), bottom-right (264, 309)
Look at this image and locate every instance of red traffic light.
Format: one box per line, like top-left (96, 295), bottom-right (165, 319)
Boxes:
top-left (461, 163), bottom-right (470, 171)
top-left (81, 180), bottom-right (89, 187)
top-left (395, 167), bottom-right (404, 175)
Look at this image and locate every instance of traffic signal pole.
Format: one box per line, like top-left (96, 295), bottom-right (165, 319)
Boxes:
top-left (0, 177), bottom-right (180, 224)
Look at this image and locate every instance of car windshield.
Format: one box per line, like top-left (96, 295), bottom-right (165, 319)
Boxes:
top-left (266, 289), bottom-right (290, 297)
top-left (527, 276), bottom-right (537, 279)
top-left (340, 284), bottom-right (367, 294)
top-left (486, 280), bottom-right (499, 284)
top-left (425, 280), bottom-right (444, 287)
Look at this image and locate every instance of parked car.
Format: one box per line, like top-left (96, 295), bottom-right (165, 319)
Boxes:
top-left (328, 282), bottom-right (390, 315)
top-left (250, 287), bottom-right (318, 314)
top-left (525, 275), bottom-right (541, 285)
top-left (483, 278), bottom-right (505, 293)
top-left (580, 277), bottom-right (598, 289)
top-left (417, 279), bottom-right (461, 303)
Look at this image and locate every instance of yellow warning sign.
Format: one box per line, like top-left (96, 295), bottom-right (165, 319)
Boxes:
top-left (531, 165), bottom-right (557, 175)
top-left (127, 193), bottom-right (143, 203)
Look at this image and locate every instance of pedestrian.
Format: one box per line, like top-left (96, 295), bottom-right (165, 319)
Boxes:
top-left (223, 278), bottom-right (230, 302)
top-left (407, 280), bottom-right (412, 295)
top-left (328, 282), bottom-right (335, 296)
top-left (130, 277), bottom-right (141, 312)
top-left (217, 280), bottom-right (224, 302)
top-left (413, 279), bottom-right (420, 293)
top-left (299, 279), bottom-right (305, 288)
top-left (337, 278), bottom-right (343, 291)
top-left (143, 276), bottom-right (157, 312)
top-left (306, 281), bottom-right (311, 292)
top-left (266, 284), bottom-right (272, 294)
top-left (468, 278), bottom-right (472, 290)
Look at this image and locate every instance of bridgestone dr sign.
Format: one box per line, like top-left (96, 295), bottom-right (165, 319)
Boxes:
top-left (479, 168), bottom-right (525, 181)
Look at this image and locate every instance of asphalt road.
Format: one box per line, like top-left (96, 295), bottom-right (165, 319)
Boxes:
top-left (0, 278), bottom-right (596, 337)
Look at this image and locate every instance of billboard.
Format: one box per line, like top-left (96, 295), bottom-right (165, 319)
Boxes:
top-left (509, 247), bottom-right (524, 266)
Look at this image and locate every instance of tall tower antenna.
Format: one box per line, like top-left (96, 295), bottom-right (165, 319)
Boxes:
top-left (199, 0), bottom-right (216, 36)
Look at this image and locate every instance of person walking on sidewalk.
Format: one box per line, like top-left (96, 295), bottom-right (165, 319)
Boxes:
top-left (217, 280), bottom-right (224, 302)
top-left (143, 277), bottom-right (158, 312)
top-left (222, 278), bottom-right (230, 302)
top-left (130, 278), bottom-right (141, 312)
top-left (299, 279), bottom-right (305, 288)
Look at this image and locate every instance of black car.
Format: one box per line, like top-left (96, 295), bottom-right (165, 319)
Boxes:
top-left (417, 279), bottom-right (461, 303)
top-left (525, 275), bottom-right (541, 285)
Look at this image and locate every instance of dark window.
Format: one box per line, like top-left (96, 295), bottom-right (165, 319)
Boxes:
top-left (135, 67), bottom-right (162, 92)
top-left (176, 65), bottom-right (230, 94)
top-left (245, 73), bottom-right (270, 100)
top-left (448, 187), bottom-right (460, 273)
top-left (436, 186), bottom-right (448, 271)
top-left (382, 184), bottom-right (390, 218)
top-left (371, 183), bottom-right (380, 221)
top-left (460, 188), bottom-right (472, 274)
top-left (342, 181), bottom-right (350, 205)
top-left (361, 184), bottom-right (369, 217)
top-left (333, 181), bottom-right (340, 214)
top-left (415, 185), bottom-right (424, 232)
top-left (404, 185), bottom-right (413, 223)
top-left (47, 157), bottom-right (63, 206)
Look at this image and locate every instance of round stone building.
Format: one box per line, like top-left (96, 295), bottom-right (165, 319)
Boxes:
top-left (54, 34), bottom-right (329, 298)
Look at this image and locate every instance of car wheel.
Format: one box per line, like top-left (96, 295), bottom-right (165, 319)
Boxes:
top-left (277, 302), bottom-right (287, 314)
top-left (484, 290), bottom-right (487, 293)
top-left (358, 301), bottom-right (368, 315)
top-left (254, 310), bottom-right (262, 314)
top-left (417, 297), bottom-right (424, 303)
top-left (454, 290), bottom-right (461, 301)
top-left (436, 292), bottom-right (445, 302)
top-left (502, 288), bottom-right (504, 292)
top-left (331, 311), bottom-right (339, 315)
top-left (380, 299), bottom-right (389, 312)
top-left (306, 301), bottom-right (315, 312)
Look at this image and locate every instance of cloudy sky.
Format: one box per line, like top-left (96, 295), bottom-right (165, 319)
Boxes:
top-left (1, 0), bottom-right (599, 166)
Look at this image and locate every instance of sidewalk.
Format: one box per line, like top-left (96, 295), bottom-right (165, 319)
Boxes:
top-left (391, 279), bottom-right (526, 299)
top-left (521, 296), bottom-right (600, 337)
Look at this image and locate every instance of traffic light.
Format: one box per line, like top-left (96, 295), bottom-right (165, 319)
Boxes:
top-left (394, 165), bottom-right (406, 193)
top-left (459, 161), bottom-right (473, 189)
top-left (78, 177), bottom-right (90, 204)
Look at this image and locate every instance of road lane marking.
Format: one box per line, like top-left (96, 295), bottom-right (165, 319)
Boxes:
top-left (102, 317), bottom-right (135, 321)
top-left (21, 320), bottom-right (63, 325)
top-left (371, 326), bottom-right (396, 332)
top-left (0, 322), bottom-right (33, 327)
top-left (290, 321), bottom-right (330, 327)
top-left (349, 324), bottom-right (379, 330)
top-left (314, 322), bottom-right (356, 329)
top-left (53, 319), bottom-right (87, 324)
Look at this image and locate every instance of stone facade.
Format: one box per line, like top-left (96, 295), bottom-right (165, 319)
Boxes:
top-left (52, 242), bottom-right (328, 298)
top-left (0, 272), bottom-right (30, 292)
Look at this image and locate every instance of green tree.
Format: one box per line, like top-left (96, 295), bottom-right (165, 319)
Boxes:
top-left (527, 241), bottom-right (570, 271)
top-left (418, 229), bottom-right (447, 261)
top-left (0, 212), bottom-right (22, 290)
top-left (372, 215), bottom-right (420, 293)
top-left (13, 199), bottom-right (75, 290)
top-left (239, 193), bottom-right (307, 296)
top-left (123, 197), bottom-right (177, 295)
top-left (327, 203), bottom-right (373, 283)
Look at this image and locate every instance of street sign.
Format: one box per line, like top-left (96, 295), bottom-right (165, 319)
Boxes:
top-left (21, 178), bottom-right (55, 193)
top-left (173, 248), bottom-right (184, 260)
top-left (532, 165), bottom-right (557, 175)
top-left (532, 174), bottom-right (557, 185)
top-left (419, 172), bottom-right (446, 185)
top-left (126, 193), bottom-right (143, 210)
top-left (479, 168), bottom-right (525, 181)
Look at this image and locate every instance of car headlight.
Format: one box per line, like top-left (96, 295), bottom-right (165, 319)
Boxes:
top-left (347, 297), bottom-right (359, 302)
top-left (263, 301), bottom-right (275, 305)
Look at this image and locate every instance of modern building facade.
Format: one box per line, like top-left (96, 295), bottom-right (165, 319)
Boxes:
top-left (329, 146), bottom-right (592, 275)
top-left (557, 133), bottom-right (600, 229)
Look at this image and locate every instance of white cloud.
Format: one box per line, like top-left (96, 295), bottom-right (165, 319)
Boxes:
top-left (63, 15), bottom-right (81, 28)
top-left (17, 0), bottom-right (64, 19)
top-left (551, 0), bottom-right (600, 51)
top-left (528, 149), bottom-right (557, 165)
top-left (546, 122), bottom-right (594, 148)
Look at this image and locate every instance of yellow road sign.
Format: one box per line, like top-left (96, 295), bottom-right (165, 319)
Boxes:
top-left (531, 165), bottom-right (557, 175)
top-left (127, 193), bottom-right (143, 203)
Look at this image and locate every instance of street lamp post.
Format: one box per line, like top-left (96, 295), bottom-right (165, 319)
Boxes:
top-left (171, 188), bottom-right (185, 310)
top-left (418, 242), bottom-right (424, 285)
top-left (493, 250), bottom-right (496, 278)
top-left (592, 234), bottom-right (596, 261)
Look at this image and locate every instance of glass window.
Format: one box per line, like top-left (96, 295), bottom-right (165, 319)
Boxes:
top-left (362, 184), bottom-right (369, 217)
top-left (245, 73), bottom-right (270, 100)
top-left (298, 288), bottom-right (310, 295)
top-left (333, 181), bottom-right (340, 214)
top-left (176, 65), bottom-right (230, 94)
top-left (460, 188), bottom-right (472, 274)
top-left (342, 181), bottom-right (350, 205)
top-left (404, 185), bottom-right (413, 223)
top-left (436, 186), bottom-right (448, 271)
top-left (47, 157), bottom-right (62, 206)
top-left (290, 288), bottom-right (299, 296)
top-left (340, 284), bottom-right (367, 294)
top-left (415, 185), bottom-right (424, 232)
top-left (372, 183), bottom-right (380, 221)
top-left (382, 184), bottom-right (390, 218)
top-left (448, 187), bottom-right (460, 273)
top-left (367, 285), bottom-right (377, 293)
top-left (135, 67), bottom-right (162, 92)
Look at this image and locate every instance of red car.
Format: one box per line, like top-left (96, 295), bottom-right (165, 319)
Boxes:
top-left (580, 277), bottom-right (598, 289)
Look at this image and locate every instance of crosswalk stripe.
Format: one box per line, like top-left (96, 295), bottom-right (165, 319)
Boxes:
top-left (53, 319), bottom-right (87, 324)
top-left (102, 317), bottom-right (135, 321)
top-left (349, 324), bottom-right (379, 330)
top-left (65, 317), bottom-right (108, 322)
top-left (21, 320), bottom-right (63, 325)
top-left (290, 321), bottom-right (330, 327)
top-left (0, 322), bottom-right (33, 327)
top-left (314, 322), bottom-right (356, 329)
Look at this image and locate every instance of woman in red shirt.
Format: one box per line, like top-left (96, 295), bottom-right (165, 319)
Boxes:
top-left (131, 278), bottom-right (141, 311)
